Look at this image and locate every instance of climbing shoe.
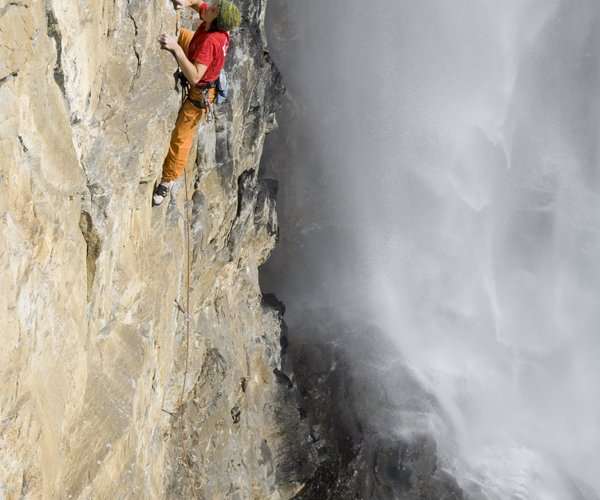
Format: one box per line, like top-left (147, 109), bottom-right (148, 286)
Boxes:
top-left (152, 181), bottom-right (174, 206)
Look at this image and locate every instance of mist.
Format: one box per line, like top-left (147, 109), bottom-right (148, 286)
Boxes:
top-left (260, 0), bottom-right (600, 498)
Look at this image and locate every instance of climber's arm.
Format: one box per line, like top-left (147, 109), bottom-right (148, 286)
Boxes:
top-left (158, 34), bottom-right (208, 85)
top-left (176, 54), bottom-right (208, 85)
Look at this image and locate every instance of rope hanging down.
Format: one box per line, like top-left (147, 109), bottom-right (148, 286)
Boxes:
top-left (179, 167), bottom-right (192, 404)
top-left (177, 9), bottom-right (197, 494)
top-left (172, 3), bottom-right (192, 406)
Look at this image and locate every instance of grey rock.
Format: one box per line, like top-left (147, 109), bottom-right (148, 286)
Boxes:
top-left (287, 314), bottom-right (467, 500)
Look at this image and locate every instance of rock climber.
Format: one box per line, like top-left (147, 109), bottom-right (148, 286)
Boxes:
top-left (153, 0), bottom-right (241, 206)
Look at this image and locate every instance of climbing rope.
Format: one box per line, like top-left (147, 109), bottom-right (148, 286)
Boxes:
top-left (170, 6), bottom-right (198, 495)
top-left (170, 1), bottom-right (192, 406)
top-left (179, 167), bottom-right (192, 404)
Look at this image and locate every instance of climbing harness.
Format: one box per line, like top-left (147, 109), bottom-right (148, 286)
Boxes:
top-left (175, 69), bottom-right (219, 119)
top-left (188, 80), bottom-right (217, 113)
top-left (177, 68), bottom-right (228, 114)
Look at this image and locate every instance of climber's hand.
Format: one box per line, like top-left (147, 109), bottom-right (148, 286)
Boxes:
top-left (172, 0), bottom-right (191, 9)
top-left (158, 34), bottom-right (179, 53)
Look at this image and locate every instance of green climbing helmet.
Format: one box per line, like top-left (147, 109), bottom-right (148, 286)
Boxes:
top-left (216, 0), bottom-right (241, 31)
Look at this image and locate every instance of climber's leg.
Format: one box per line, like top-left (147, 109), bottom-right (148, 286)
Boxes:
top-left (178, 28), bottom-right (194, 57)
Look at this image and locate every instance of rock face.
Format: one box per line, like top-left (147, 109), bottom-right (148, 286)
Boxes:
top-left (0, 0), bottom-right (314, 498)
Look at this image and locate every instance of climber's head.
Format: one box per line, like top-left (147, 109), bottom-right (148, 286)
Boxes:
top-left (214, 0), bottom-right (241, 31)
top-left (200, 1), bottom-right (219, 27)
top-left (201, 0), bottom-right (240, 31)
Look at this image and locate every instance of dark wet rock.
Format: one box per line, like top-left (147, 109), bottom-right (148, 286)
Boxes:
top-left (262, 293), bottom-right (286, 316)
top-left (274, 368), bottom-right (294, 388)
top-left (287, 315), bottom-right (467, 500)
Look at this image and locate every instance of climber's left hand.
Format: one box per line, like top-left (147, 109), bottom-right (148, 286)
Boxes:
top-left (158, 34), bottom-right (180, 53)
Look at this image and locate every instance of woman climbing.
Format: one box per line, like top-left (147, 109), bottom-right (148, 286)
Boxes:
top-left (153, 0), bottom-right (241, 206)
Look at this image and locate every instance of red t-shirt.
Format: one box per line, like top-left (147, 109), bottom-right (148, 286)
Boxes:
top-left (188, 3), bottom-right (230, 84)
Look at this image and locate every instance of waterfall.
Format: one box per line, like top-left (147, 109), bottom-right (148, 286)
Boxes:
top-left (261, 0), bottom-right (600, 497)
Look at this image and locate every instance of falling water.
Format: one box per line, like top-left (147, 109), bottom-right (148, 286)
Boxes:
top-left (261, 0), bottom-right (600, 498)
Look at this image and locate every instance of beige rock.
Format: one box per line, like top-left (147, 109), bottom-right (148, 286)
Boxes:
top-left (0, 0), bottom-right (313, 498)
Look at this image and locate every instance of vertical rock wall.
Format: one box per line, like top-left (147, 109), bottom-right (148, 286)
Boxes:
top-left (0, 0), bottom-right (314, 498)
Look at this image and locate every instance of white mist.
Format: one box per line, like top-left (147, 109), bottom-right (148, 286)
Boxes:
top-left (262, 1), bottom-right (600, 498)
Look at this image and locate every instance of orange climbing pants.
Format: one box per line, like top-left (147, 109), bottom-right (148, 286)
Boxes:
top-left (161, 29), bottom-right (216, 183)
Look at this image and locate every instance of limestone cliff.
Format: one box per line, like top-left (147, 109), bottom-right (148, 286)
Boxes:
top-left (0, 0), bottom-right (314, 498)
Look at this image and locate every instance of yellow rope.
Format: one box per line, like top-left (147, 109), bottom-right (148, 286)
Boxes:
top-left (172, 8), bottom-right (198, 496)
top-left (172, 1), bottom-right (192, 407)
